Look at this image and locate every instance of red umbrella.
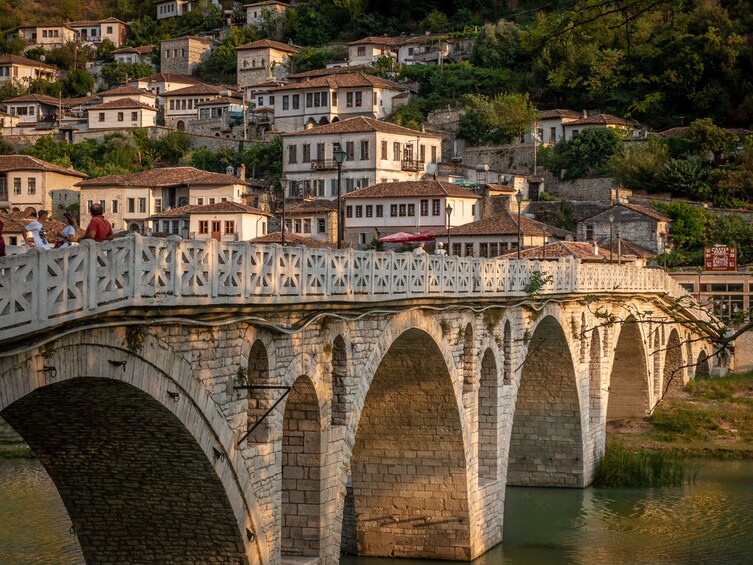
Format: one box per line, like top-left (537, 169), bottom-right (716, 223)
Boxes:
top-left (378, 231), bottom-right (437, 243)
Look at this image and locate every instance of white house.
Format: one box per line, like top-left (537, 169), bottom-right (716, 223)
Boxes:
top-left (2, 94), bottom-right (60, 125)
top-left (236, 39), bottom-right (299, 89)
top-left (148, 201), bottom-right (270, 240)
top-left (396, 35), bottom-right (450, 65)
top-left (245, 1), bottom-right (289, 27)
top-left (68, 18), bottom-right (129, 47)
top-left (561, 113), bottom-right (636, 141)
top-left (16, 24), bottom-right (76, 49)
top-left (526, 109), bottom-right (582, 145)
top-left (128, 71), bottom-right (203, 101)
top-left (78, 166), bottom-right (250, 233)
top-left (347, 36), bottom-right (399, 66)
top-left (162, 83), bottom-right (238, 128)
top-left (98, 85), bottom-right (158, 107)
top-left (271, 72), bottom-right (409, 132)
top-left (282, 116), bottom-right (443, 200)
top-left (113, 45), bottom-right (155, 65)
top-left (86, 98), bottom-right (158, 130)
top-left (0, 55), bottom-right (58, 87)
top-left (341, 180), bottom-right (480, 247)
top-left (155, 0), bottom-right (194, 19)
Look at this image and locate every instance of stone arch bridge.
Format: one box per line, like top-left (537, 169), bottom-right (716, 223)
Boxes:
top-left (0, 235), bottom-right (718, 564)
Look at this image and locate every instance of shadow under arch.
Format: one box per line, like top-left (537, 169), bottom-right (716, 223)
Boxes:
top-left (507, 315), bottom-right (584, 487)
top-left (606, 317), bottom-right (650, 419)
top-left (350, 328), bottom-right (471, 560)
top-left (664, 328), bottom-right (685, 397)
top-left (1, 377), bottom-right (248, 564)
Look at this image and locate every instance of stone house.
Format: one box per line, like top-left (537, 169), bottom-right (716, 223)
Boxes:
top-left (160, 36), bottom-right (216, 75)
top-left (282, 116), bottom-right (442, 199)
top-left (577, 202), bottom-right (671, 254)
top-left (236, 39), bottom-right (299, 89)
top-left (77, 166), bottom-right (250, 233)
top-left (342, 179), bottom-right (480, 247)
top-left (245, 1), bottom-right (289, 27)
top-left (86, 98), bottom-right (158, 130)
top-left (113, 45), bottom-right (155, 66)
top-left (0, 55), bottom-right (58, 87)
top-left (284, 199), bottom-right (338, 243)
top-left (148, 201), bottom-right (270, 240)
top-left (0, 155), bottom-right (86, 217)
top-left (162, 83), bottom-right (238, 129)
top-left (271, 73), bottom-right (409, 133)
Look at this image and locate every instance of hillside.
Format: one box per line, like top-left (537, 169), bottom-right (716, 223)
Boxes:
top-left (0, 0), bottom-right (150, 30)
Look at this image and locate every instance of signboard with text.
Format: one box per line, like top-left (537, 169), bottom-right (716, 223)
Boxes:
top-left (704, 246), bottom-right (737, 271)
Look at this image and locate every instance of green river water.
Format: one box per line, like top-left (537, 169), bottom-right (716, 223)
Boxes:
top-left (2, 458), bottom-right (753, 564)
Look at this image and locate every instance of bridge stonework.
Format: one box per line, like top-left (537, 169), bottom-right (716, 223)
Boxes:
top-left (0, 236), bottom-right (717, 564)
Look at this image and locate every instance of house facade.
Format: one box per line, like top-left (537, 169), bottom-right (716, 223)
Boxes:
top-left (86, 98), bottom-right (158, 130)
top-left (160, 36), bottom-right (215, 75)
top-left (98, 86), bottom-right (158, 107)
top-left (347, 36), bottom-right (399, 66)
top-left (272, 73), bottom-right (409, 132)
top-left (68, 18), bottom-right (129, 47)
top-left (282, 117), bottom-right (442, 200)
top-left (562, 113), bottom-right (635, 141)
top-left (113, 45), bottom-right (155, 65)
top-left (162, 83), bottom-right (236, 128)
top-left (284, 199), bottom-right (338, 243)
top-left (148, 201), bottom-right (270, 240)
top-left (0, 55), bottom-right (58, 87)
top-left (128, 72), bottom-right (203, 100)
top-left (576, 202), bottom-right (671, 254)
top-left (236, 39), bottom-right (298, 89)
top-left (528, 109), bottom-right (582, 145)
top-left (0, 155), bottom-right (86, 216)
top-left (2, 94), bottom-right (60, 125)
top-left (155, 0), bottom-right (194, 19)
top-left (342, 180), bottom-right (480, 247)
top-left (245, 1), bottom-right (289, 26)
top-left (77, 166), bottom-right (249, 233)
top-left (16, 24), bottom-right (76, 48)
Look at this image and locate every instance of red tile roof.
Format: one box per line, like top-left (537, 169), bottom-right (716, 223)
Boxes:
top-left (0, 155), bottom-right (87, 177)
top-left (348, 36), bottom-right (401, 47)
top-left (162, 35), bottom-right (216, 44)
top-left (272, 72), bottom-right (405, 92)
top-left (3, 94), bottom-right (60, 105)
top-left (113, 45), bottom-right (155, 55)
top-left (287, 199), bottom-right (337, 215)
top-left (162, 83), bottom-right (237, 97)
top-left (86, 98), bottom-right (157, 111)
top-left (498, 241), bottom-right (620, 262)
top-left (284, 116), bottom-right (441, 138)
top-left (249, 232), bottom-right (336, 248)
top-left (538, 109), bottom-right (582, 119)
top-left (98, 86), bottom-right (156, 98)
top-left (138, 72), bottom-right (203, 85)
top-left (78, 167), bottom-right (249, 188)
top-left (287, 64), bottom-right (374, 81)
top-left (0, 54), bottom-right (57, 71)
top-left (344, 180), bottom-right (480, 200)
top-left (564, 113), bottom-right (631, 127)
top-left (435, 211), bottom-right (571, 238)
top-left (237, 39), bottom-right (299, 53)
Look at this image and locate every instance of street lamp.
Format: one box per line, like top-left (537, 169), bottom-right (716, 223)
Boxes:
top-left (445, 203), bottom-right (453, 255)
top-left (608, 213), bottom-right (614, 263)
top-left (280, 176), bottom-right (287, 246)
top-left (515, 191), bottom-right (523, 259)
top-left (333, 144), bottom-right (347, 249)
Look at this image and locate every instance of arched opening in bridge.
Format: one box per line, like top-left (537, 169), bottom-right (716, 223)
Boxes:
top-left (349, 328), bottom-right (471, 560)
top-left (663, 329), bottom-right (685, 397)
top-left (588, 328), bottom-right (602, 424)
top-left (478, 348), bottom-right (498, 482)
top-left (331, 335), bottom-right (348, 426)
top-left (246, 339), bottom-right (271, 443)
top-left (696, 350), bottom-right (710, 377)
top-left (281, 375), bottom-right (322, 557)
top-left (507, 316), bottom-right (584, 487)
top-left (606, 318), bottom-right (650, 420)
top-left (503, 320), bottom-right (512, 385)
top-left (1, 378), bottom-right (248, 564)
top-left (463, 323), bottom-right (474, 391)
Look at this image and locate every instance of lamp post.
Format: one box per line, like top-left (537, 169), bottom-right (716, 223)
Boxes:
top-left (333, 145), bottom-right (347, 249)
top-left (515, 191), bottom-right (523, 259)
top-left (280, 176), bottom-right (287, 246)
top-left (445, 203), bottom-right (453, 255)
top-left (608, 213), bottom-right (614, 263)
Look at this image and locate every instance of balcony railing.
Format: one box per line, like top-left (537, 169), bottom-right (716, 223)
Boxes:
top-left (401, 158), bottom-right (425, 172)
top-left (310, 159), bottom-right (339, 171)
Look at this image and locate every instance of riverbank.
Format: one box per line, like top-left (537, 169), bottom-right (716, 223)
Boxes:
top-left (607, 371), bottom-right (753, 458)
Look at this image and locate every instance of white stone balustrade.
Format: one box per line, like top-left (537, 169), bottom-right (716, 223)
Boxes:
top-left (0, 233), bottom-right (701, 343)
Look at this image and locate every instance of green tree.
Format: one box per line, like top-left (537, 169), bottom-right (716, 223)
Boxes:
top-left (0, 133), bottom-right (14, 155)
top-left (687, 118), bottom-right (738, 165)
top-left (608, 138), bottom-right (669, 193)
top-left (654, 201), bottom-right (712, 250)
top-left (472, 19), bottom-right (524, 69)
top-left (100, 61), bottom-right (154, 88)
top-left (660, 159), bottom-right (711, 201)
top-left (459, 93), bottom-right (537, 145)
top-left (156, 130), bottom-right (191, 165)
top-left (541, 128), bottom-right (622, 180)
top-left (290, 46), bottom-right (347, 73)
top-left (61, 68), bottom-right (95, 97)
top-left (419, 10), bottom-right (450, 33)
top-left (333, 0), bottom-right (364, 32)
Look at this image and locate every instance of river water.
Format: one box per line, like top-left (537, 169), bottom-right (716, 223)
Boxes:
top-left (2, 458), bottom-right (753, 564)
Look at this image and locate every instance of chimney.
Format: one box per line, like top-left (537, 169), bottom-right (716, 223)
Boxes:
top-left (593, 241), bottom-right (599, 256)
top-left (238, 163), bottom-right (246, 180)
top-left (582, 109), bottom-right (588, 119)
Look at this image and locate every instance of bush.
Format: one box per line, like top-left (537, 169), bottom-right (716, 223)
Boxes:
top-left (541, 128), bottom-right (622, 180)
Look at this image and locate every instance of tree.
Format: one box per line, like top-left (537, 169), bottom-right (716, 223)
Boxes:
top-left (660, 159), bottom-right (711, 201)
top-left (540, 128), bottom-right (622, 180)
top-left (419, 10), bottom-right (450, 33)
top-left (290, 46), bottom-right (347, 73)
top-left (100, 61), bottom-right (154, 88)
top-left (687, 118), bottom-right (738, 165)
top-left (61, 68), bottom-right (95, 97)
top-left (0, 134), bottom-right (13, 155)
top-left (333, 0), bottom-right (364, 32)
top-left (458, 93), bottom-right (537, 145)
top-left (608, 137), bottom-right (669, 192)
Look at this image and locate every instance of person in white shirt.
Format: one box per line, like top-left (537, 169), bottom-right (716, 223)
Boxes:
top-left (25, 210), bottom-right (50, 250)
top-left (413, 241), bottom-right (427, 255)
top-left (434, 241), bottom-right (447, 255)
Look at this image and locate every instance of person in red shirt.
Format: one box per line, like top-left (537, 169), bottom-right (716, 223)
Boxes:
top-left (79, 203), bottom-right (114, 243)
top-left (0, 219), bottom-right (5, 257)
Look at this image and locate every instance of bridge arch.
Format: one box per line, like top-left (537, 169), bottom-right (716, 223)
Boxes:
top-left (606, 317), bottom-right (651, 419)
top-left (478, 348), bottom-right (499, 482)
top-left (0, 330), bottom-right (267, 565)
top-left (696, 349), bottom-right (711, 377)
top-left (331, 334), bottom-right (349, 426)
top-left (664, 328), bottom-right (685, 396)
top-left (507, 314), bottom-right (585, 487)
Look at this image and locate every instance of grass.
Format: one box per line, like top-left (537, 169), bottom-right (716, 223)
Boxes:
top-left (0, 444), bottom-right (34, 459)
top-left (594, 442), bottom-right (691, 487)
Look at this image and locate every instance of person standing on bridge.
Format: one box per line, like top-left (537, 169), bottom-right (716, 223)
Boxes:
top-left (434, 241), bottom-right (447, 255)
top-left (413, 241), bottom-right (427, 255)
top-left (80, 203), bottom-right (113, 243)
top-left (25, 210), bottom-right (50, 250)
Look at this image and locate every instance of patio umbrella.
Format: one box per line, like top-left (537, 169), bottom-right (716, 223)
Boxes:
top-left (378, 231), bottom-right (437, 243)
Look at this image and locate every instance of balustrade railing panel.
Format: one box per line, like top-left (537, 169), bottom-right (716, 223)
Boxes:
top-left (0, 234), bottom-right (700, 342)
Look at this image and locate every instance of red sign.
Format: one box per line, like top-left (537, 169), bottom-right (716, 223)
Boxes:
top-left (704, 246), bottom-right (737, 271)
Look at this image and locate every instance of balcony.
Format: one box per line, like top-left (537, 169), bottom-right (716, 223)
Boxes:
top-left (401, 158), bottom-right (425, 172)
top-left (310, 159), bottom-right (339, 171)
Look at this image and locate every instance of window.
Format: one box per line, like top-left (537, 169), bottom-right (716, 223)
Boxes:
top-left (472, 204), bottom-right (476, 216)
top-left (154, 198), bottom-right (162, 213)
top-left (269, 95), bottom-right (274, 106)
top-left (346, 92), bottom-right (353, 107)
top-left (27, 178), bottom-right (35, 194)
top-left (453, 243), bottom-right (461, 256)
top-left (112, 200), bottom-right (118, 213)
top-left (306, 92), bottom-right (313, 107)
top-left (357, 46), bottom-right (365, 56)
top-left (346, 141), bottom-right (354, 160)
top-left (376, 205), bottom-right (383, 217)
top-left (87, 200), bottom-right (93, 210)
top-left (292, 94), bottom-right (299, 109)
top-left (393, 142), bottom-right (400, 161)
top-left (355, 205), bottom-right (363, 218)
top-left (117, 112), bottom-right (124, 122)
top-left (332, 93), bottom-right (337, 107)
top-left (465, 243), bottom-right (474, 256)
top-left (585, 224), bottom-right (594, 240)
top-left (407, 203), bottom-right (415, 216)
top-left (302, 143), bottom-right (311, 163)
top-left (303, 219), bottom-right (311, 233)
top-left (355, 91), bottom-right (363, 107)
top-left (212, 220), bottom-right (221, 234)
top-left (316, 142), bottom-right (325, 160)
top-left (360, 140), bottom-right (369, 160)
top-left (489, 243), bottom-right (498, 257)
top-left (170, 100), bottom-right (175, 110)
top-left (138, 198), bottom-right (146, 213)
top-left (420, 199), bottom-right (428, 216)
top-left (480, 243), bottom-right (489, 258)
top-left (390, 204), bottom-right (398, 217)
top-left (127, 198), bottom-right (135, 213)
top-left (317, 218), bottom-right (325, 233)
top-left (257, 96), bottom-right (263, 107)
top-left (225, 220), bottom-right (235, 234)
top-left (131, 111), bottom-right (138, 121)
top-left (107, 26), bottom-right (113, 34)
top-left (209, 198), bottom-right (216, 204)
top-left (13, 178), bottom-right (20, 195)
top-left (197, 197), bottom-right (204, 205)
top-left (99, 112), bottom-right (105, 122)
top-left (282, 95), bottom-right (289, 110)
top-left (432, 199), bottom-right (440, 216)
top-left (381, 140), bottom-right (388, 160)
top-left (550, 127), bottom-right (557, 142)
top-left (366, 205), bottom-right (373, 218)
top-left (288, 144), bottom-right (297, 164)
top-left (431, 145), bottom-right (437, 163)
top-left (572, 129), bottom-right (579, 137)
top-left (399, 204), bottom-right (406, 217)
top-left (346, 206), bottom-right (353, 218)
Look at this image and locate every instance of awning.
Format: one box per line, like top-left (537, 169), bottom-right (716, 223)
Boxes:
top-left (378, 231), bottom-right (437, 243)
